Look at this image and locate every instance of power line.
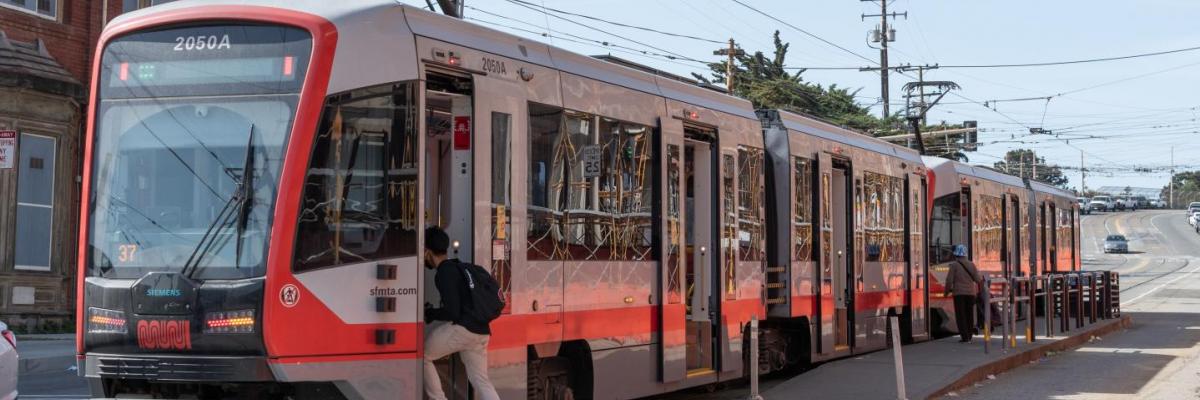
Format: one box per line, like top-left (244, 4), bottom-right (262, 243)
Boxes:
top-left (505, 0), bottom-right (725, 44)
top-left (782, 43), bottom-right (1200, 70)
top-left (503, 0), bottom-right (706, 63)
top-left (728, 0), bottom-right (878, 65)
top-left (465, 15), bottom-right (710, 72)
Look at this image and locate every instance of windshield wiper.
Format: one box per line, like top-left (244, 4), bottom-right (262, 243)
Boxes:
top-left (234, 127), bottom-right (256, 269)
top-left (180, 124), bottom-right (256, 278)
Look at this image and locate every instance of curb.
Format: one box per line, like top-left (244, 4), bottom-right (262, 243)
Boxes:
top-left (927, 314), bottom-right (1133, 399)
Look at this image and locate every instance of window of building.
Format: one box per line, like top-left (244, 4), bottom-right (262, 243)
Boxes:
top-left (864, 172), bottom-right (906, 262)
top-left (792, 157), bottom-right (814, 262)
top-left (928, 192), bottom-right (962, 264)
top-left (15, 133), bottom-right (55, 271)
top-left (122, 0), bottom-right (175, 13)
top-left (293, 82), bottom-right (419, 272)
top-left (2, 0), bottom-right (57, 19)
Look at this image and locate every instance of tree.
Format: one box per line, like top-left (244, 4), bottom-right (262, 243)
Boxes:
top-left (1164, 171), bottom-right (1200, 207)
top-left (992, 149), bottom-right (1068, 187)
top-left (692, 31), bottom-right (900, 135)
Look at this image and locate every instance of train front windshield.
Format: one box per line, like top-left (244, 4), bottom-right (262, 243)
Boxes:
top-left (88, 25), bottom-right (312, 280)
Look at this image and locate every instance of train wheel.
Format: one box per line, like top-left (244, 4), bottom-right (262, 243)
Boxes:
top-left (528, 357), bottom-right (575, 400)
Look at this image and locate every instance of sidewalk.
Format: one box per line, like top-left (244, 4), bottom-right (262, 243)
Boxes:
top-left (764, 314), bottom-right (1132, 399)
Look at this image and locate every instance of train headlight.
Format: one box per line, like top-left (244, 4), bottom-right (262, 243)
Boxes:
top-left (88, 307), bottom-right (128, 334)
top-left (205, 309), bottom-right (255, 334)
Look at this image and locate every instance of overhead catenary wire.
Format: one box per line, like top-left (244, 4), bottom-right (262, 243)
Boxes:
top-left (780, 43), bottom-right (1200, 70)
top-left (503, 0), bottom-right (706, 63)
top-left (506, 0), bottom-right (725, 44)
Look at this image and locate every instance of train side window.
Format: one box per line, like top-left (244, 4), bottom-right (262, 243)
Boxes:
top-left (293, 82), bottom-right (419, 272)
top-left (975, 195), bottom-right (1003, 267)
top-left (928, 192), bottom-right (962, 264)
top-left (737, 147), bottom-right (765, 262)
top-left (864, 172), bottom-right (906, 262)
top-left (595, 118), bottom-right (654, 261)
top-left (527, 103), bottom-right (565, 260)
top-left (491, 112), bottom-right (513, 310)
top-left (792, 157), bottom-right (814, 262)
top-left (722, 153), bottom-right (737, 299)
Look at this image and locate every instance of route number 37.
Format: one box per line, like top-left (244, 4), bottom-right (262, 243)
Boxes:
top-left (118, 244), bottom-right (138, 263)
top-left (174, 34), bottom-right (231, 51)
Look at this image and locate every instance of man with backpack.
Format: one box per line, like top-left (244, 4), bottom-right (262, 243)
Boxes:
top-left (422, 226), bottom-right (502, 400)
top-left (943, 244), bottom-right (983, 343)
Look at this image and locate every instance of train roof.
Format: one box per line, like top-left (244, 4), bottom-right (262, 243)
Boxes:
top-left (923, 156), bottom-right (1076, 201)
top-left (777, 110), bottom-right (924, 164)
top-left (1029, 179), bottom-right (1075, 200)
top-left (110, 1), bottom-right (760, 121)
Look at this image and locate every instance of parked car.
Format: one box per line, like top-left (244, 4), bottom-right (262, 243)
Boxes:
top-left (0, 321), bottom-right (16, 400)
top-left (1104, 234), bottom-right (1129, 253)
top-left (1188, 202), bottom-right (1200, 216)
top-left (1190, 210), bottom-right (1200, 226)
top-left (1090, 195), bottom-right (1113, 211)
top-left (1152, 199), bottom-right (1166, 208)
top-left (1077, 197), bottom-right (1092, 215)
top-left (1133, 196), bottom-right (1150, 209)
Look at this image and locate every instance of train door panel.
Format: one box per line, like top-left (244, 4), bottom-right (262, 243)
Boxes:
top-left (1051, 204), bottom-right (1060, 272)
top-left (907, 174), bottom-right (928, 341)
top-left (659, 119), bottom-right (687, 383)
top-left (815, 154), bottom-right (835, 356)
top-left (1010, 196), bottom-right (1022, 276)
top-left (831, 159), bottom-right (852, 351)
top-left (472, 74), bottom-right (528, 400)
top-left (683, 130), bottom-right (718, 375)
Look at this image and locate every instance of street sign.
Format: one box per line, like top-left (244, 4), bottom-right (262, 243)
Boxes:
top-left (0, 131), bottom-right (15, 169)
top-left (581, 145), bottom-right (601, 178)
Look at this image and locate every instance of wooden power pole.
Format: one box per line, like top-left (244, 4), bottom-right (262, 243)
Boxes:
top-left (714, 38), bottom-right (744, 92)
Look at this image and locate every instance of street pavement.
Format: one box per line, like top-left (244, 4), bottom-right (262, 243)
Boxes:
top-left (950, 209), bottom-right (1200, 399)
top-left (16, 335), bottom-right (88, 399)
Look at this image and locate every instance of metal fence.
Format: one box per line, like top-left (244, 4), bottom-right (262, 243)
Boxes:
top-left (980, 271), bottom-right (1120, 353)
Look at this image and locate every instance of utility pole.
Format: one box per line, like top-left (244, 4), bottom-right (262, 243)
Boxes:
top-left (862, 0), bottom-right (906, 119)
top-left (1171, 145), bottom-right (1176, 208)
top-left (714, 38), bottom-right (744, 92)
top-left (1080, 151), bottom-right (1086, 194)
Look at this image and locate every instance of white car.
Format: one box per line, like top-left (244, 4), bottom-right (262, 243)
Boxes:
top-left (0, 321), bottom-right (16, 400)
top-left (1190, 210), bottom-right (1200, 226)
top-left (1090, 196), bottom-right (1113, 211)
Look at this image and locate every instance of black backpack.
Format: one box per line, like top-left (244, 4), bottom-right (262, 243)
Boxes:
top-left (457, 262), bottom-right (505, 323)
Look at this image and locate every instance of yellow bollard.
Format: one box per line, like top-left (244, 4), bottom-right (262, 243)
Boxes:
top-left (1026, 324), bottom-right (1033, 343)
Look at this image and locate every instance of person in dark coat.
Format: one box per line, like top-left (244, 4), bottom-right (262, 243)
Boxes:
top-left (943, 244), bottom-right (983, 343)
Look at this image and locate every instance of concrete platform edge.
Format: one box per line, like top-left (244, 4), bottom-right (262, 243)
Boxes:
top-left (926, 314), bottom-right (1134, 399)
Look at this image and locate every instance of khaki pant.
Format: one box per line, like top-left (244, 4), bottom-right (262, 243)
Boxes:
top-left (423, 323), bottom-right (500, 400)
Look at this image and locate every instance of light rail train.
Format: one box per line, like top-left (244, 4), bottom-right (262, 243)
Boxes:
top-left (75, 1), bottom-right (1080, 398)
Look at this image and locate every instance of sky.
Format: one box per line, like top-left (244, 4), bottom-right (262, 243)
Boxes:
top-left (403, 0), bottom-right (1200, 194)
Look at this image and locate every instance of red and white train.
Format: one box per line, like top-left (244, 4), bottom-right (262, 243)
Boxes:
top-left (75, 1), bottom-right (1080, 398)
